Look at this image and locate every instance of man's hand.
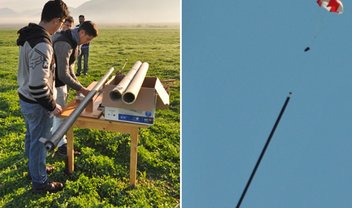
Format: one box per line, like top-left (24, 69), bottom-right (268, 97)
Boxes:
top-left (77, 87), bottom-right (90, 96)
top-left (52, 104), bottom-right (62, 116)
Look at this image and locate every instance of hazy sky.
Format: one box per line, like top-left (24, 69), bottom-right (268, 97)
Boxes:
top-left (0, 0), bottom-right (89, 11)
top-left (0, 0), bottom-right (180, 25)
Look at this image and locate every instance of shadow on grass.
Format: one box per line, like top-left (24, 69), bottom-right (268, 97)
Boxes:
top-left (0, 85), bottom-right (17, 93)
top-left (1, 178), bottom-right (57, 208)
top-left (0, 94), bottom-right (22, 119)
top-left (0, 154), bottom-right (76, 207)
top-left (0, 123), bottom-right (24, 138)
top-left (0, 97), bottom-right (10, 116)
top-left (0, 154), bottom-right (30, 205)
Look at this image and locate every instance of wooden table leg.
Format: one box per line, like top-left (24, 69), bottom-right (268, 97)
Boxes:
top-left (129, 128), bottom-right (139, 186)
top-left (66, 126), bottom-right (74, 173)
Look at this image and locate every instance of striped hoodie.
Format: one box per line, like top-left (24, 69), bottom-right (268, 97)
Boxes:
top-left (17, 23), bottom-right (57, 111)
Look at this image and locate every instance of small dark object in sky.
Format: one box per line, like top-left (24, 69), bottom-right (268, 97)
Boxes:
top-left (304, 47), bottom-right (310, 52)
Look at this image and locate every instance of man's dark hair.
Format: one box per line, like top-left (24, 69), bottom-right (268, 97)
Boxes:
top-left (79, 15), bottom-right (85, 18)
top-left (78, 21), bottom-right (98, 37)
top-left (41, 0), bottom-right (69, 22)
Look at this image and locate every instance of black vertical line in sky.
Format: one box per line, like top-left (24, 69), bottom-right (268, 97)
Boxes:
top-left (236, 92), bottom-right (292, 208)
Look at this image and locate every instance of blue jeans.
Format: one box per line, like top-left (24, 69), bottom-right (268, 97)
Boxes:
top-left (77, 47), bottom-right (89, 75)
top-left (20, 99), bottom-right (53, 188)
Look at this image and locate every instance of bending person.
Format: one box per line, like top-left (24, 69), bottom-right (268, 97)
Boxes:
top-left (52, 21), bottom-right (98, 156)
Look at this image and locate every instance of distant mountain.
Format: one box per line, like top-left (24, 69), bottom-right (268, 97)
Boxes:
top-left (0, 0), bottom-right (179, 26)
top-left (0, 7), bottom-right (41, 26)
top-left (0, 8), bottom-right (17, 17)
top-left (21, 9), bottom-right (41, 17)
top-left (71, 0), bottom-right (180, 24)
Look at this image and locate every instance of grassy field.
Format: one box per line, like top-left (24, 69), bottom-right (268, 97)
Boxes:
top-left (0, 27), bottom-right (180, 207)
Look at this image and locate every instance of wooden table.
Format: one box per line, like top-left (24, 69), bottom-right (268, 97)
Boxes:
top-left (61, 100), bottom-right (147, 186)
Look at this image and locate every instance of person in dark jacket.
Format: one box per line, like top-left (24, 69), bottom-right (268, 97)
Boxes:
top-left (76, 15), bottom-right (91, 76)
top-left (52, 21), bottom-right (98, 156)
top-left (16, 0), bottom-right (69, 193)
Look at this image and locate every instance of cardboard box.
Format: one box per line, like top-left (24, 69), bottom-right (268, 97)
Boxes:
top-left (102, 77), bottom-right (169, 125)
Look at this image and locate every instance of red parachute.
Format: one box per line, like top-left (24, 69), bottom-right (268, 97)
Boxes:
top-left (304, 0), bottom-right (343, 52)
top-left (317, 0), bottom-right (343, 14)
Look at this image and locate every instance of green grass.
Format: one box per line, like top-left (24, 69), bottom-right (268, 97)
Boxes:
top-left (0, 28), bottom-right (180, 207)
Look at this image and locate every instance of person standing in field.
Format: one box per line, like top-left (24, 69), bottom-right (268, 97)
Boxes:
top-left (16, 0), bottom-right (69, 193)
top-left (76, 15), bottom-right (91, 76)
top-left (52, 21), bottom-right (98, 156)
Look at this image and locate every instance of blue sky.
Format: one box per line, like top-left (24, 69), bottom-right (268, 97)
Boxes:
top-left (183, 0), bottom-right (352, 207)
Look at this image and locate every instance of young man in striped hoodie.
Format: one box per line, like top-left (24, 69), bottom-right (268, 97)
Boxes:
top-left (16, 0), bottom-right (69, 193)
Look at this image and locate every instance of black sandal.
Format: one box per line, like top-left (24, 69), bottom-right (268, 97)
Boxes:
top-left (32, 181), bottom-right (64, 193)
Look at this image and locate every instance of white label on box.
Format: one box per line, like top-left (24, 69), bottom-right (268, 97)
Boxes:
top-left (104, 107), bottom-right (154, 125)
